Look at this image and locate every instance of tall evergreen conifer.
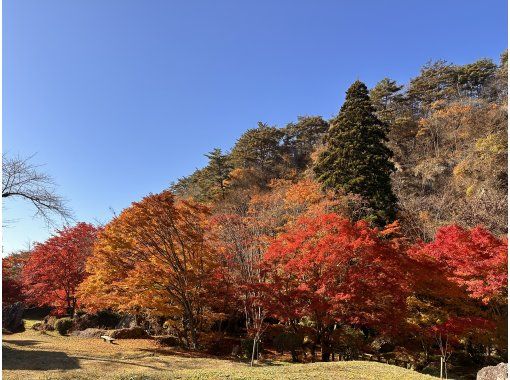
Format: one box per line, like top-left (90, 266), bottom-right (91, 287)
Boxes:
top-left (314, 80), bottom-right (397, 224)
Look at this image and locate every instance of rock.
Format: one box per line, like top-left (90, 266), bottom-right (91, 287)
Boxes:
top-left (115, 314), bottom-right (139, 329)
top-left (142, 315), bottom-right (165, 335)
top-left (71, 328), bottom-right (108, 338)
top-left (110, 326), bottom-right (149, 339)
top-left (2, 302), bottom-right (25, 333)
top-left (73, 314), bottom-right (97, 331)
top-left (42, 315), bottom-right (57, 331)
top-left (477, 363), bottom-right (508, 380)
top-left (32, 322), bottom-right (43, 330)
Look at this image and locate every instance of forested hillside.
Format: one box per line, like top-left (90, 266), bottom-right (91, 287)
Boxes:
top-left (171, 53), bottom-right (508, 240)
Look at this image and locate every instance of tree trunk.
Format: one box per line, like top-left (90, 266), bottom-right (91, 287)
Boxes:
top-left (250, 336), bottom-right (257, 366)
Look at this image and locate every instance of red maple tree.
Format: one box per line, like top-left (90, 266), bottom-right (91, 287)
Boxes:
top-left (2, 252), bottom-right (30, 305)
top-left (411, 225), bottom-right (507, 305)
top-left (22, 222), bottom-right (98, 315)
top-left (261, 213), bottom-right (411, 361)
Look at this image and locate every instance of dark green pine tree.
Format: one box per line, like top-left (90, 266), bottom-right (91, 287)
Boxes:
top-left (314, 80), bottom-right (397, 224)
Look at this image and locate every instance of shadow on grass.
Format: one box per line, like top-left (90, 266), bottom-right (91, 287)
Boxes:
top-left (139, 347), bottom-right (286, 369)
top-left (74, 355), bottom-right (163, 370)
top-left (2, 345), bottom-right (80, 370)
top-left (3, 339), bottom-right (42, 347)
top-left (139, 347), bottom-right (225, 359)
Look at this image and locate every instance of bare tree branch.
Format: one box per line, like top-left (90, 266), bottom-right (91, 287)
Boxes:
top-left (2, 153), bottom-right (74, 226)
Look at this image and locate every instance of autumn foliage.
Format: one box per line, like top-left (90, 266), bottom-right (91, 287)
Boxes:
top-left (9, 53), bottom-right (508, 369)
top-left (261, 214), bottom-right (411, 359)
top-left (78, 191), bottom-right (217, 349)
top-left (2, 252), bottom-right (28, 305)
top-left (411, 225), bottom-right (507, 304)
top-left (21, 222), bottom-right (97, 315)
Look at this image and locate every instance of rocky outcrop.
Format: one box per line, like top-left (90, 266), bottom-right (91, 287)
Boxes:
top-left (477, 363), bottom-right (508, 380)
top-left (71, 328), bottom-right (108, 338)
top-left (2, 302), bottom-right (25, 333)
top-left (115, 314), bottom-right (139, 329)
top-left (110, 326), bottom-right (149, 339)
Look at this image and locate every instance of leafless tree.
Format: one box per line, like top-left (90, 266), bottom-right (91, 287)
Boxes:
top-left (2, 154), bottom-right (73, 226)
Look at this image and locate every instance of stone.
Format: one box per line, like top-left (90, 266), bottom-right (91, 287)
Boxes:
top-left (477, 363), bottom-right (508, 380)
top-left (72, 314), bottom-right (97, 331)
top-left (2, 302), bottom-right (25, 333)
top-left (71, 328), bottom-right (108, 338)
top-left (115, 314), bottom-right (139, 329)
top-left (109, 326), bottom-right (149, 339)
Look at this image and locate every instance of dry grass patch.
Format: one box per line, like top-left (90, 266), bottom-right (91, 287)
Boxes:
top-left (3, 327), bottom-right (438, 380)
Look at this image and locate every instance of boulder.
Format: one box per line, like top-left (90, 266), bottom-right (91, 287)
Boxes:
top-left (477, 363), bottom-right (508, 380)
top-left (71, 328), bottom-right (108, 338)
top-left (2, 302), bottom-right (25, 333)
top-left (115, 314), bottom-right (139, 329)
top-left (31, 322), bottom-right (43, 331)
top-left (110, 326), bottom-right (149, 339)
top-left (142, 315), bottom-right (165, 335)
top-left (73, 313), bottom-right (97, 331)
top-left (42, 315), bottom-right (57, 331)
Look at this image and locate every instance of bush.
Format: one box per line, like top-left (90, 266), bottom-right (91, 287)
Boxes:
top-left (370, 336), bottom-right (395, 353)
top-left (55, 317), bottom-right (73, 335)
top-left (331, 326), bottom-right (366, 360)
top-left (200, 332), bottom-right (239, 356)
top-left (273, 332), bottom-right (303, 361)
top-left (96, 310), bottom-right (121, 329)
top-left (155, 335), bottom-right (181, 347)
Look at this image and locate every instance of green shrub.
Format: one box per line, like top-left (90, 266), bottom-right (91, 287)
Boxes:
top-left (55, 317), bottom-right (73, 335)
top-left (331, 326), bottom-right (366, 360)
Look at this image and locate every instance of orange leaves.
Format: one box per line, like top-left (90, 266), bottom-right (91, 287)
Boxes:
top-left (78, 191), bottom-right (216, 348)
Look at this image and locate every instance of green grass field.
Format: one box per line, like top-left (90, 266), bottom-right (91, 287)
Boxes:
top-left (3, 323), bottom-right (438, 380)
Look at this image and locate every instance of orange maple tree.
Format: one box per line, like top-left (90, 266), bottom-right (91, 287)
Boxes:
top-left (78, 190), bottom-right (217, 349)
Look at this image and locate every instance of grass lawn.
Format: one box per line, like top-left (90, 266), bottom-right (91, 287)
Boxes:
top-left (3, 324), bottom-right (438, 380)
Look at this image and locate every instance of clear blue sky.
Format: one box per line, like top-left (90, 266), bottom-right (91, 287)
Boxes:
top-left (3, 0), bottom-right (507, 254)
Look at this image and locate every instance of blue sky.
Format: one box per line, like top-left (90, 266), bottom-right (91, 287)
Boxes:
top-left (3, 0), bottom-right (507, 253)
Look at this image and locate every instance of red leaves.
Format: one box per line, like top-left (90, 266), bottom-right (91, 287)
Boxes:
top-left (21, 222), bottom-right (97, 315)
top-left (411, 225), bottom-right (507, 304)
top-left (2, 253), bottom-right (28, 305)
top-left (432, 317), bottom-right (495, 336)
top-left (262, 213), bottom-right (411, 333)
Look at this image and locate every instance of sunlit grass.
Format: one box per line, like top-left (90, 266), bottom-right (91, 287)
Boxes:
top-left (3, 328), bottom-right (438, 380)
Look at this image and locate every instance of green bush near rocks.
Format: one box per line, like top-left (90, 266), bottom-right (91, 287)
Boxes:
top-left (55, 317), bottom-right (74, 335)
